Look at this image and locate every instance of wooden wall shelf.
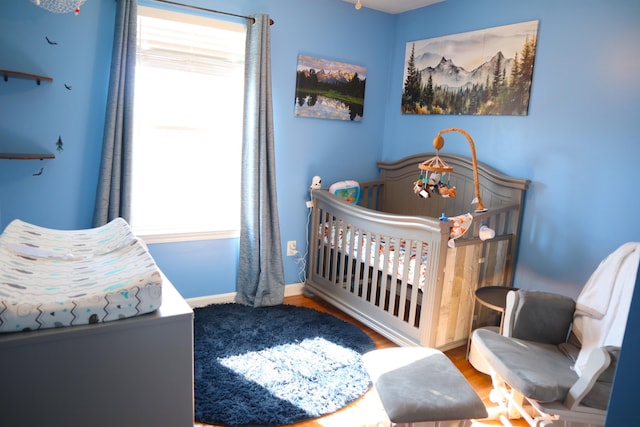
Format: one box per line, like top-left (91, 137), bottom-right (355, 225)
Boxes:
top-left (1, 69), bottom-right (53, 85)
top-left (0, 153), bottom-right (55, 160)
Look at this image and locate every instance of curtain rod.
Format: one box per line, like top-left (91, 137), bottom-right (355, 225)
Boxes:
top-left (151, 0), bottom-right (274, 25)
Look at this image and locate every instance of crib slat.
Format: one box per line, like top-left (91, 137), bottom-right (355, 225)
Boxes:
top-left (314, 209), bottom-right (326, 278)
top-left (320, 210), bottom-right (330, 279)
top-left (396, 238), bottom-right (410, 324)
top-left (360, 231), bottom-right (373, 302)
top-left (352, 228), bottom-right (364, 299)
top-left (344, 223), bottom-right (356, 294)
top-left (329, 217), bottom-right (337, 283)
top-left (337, 221), bottom-right (348, 288)
top-left (380, 236), bottom-right (392, 314)
top-left (359, 180), bottom-right (383, 210)
top-left (371, 238), bottom-right (380, 304)
top-left (409, 240), bottom-right (423, 328)
top-left (360, 229), bottom-right (371, 300)
top-left (321, 214), bottom-right (331, 279)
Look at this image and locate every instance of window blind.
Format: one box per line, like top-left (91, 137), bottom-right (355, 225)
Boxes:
top-left (137, 6), bottom-right (245, 75)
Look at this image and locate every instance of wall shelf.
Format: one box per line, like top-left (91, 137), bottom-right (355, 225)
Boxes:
top-left (0, 153), bottom-right (55, 160)
top-left (1, 69), bottom-right (55, 158)
top-left (1, 69), bottom-right (53, 85)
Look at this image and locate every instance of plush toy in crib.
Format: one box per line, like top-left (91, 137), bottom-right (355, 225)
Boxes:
top-left (439, 185), bottom-right (457, 198)
top-left (428, 172), bottom-right (441, 185)
top-left (310, 176), bottom-right (322, 189)
top-left (413, 179), bottom-right (430, 198)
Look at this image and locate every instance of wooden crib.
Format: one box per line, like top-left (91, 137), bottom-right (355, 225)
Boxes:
top-left (304, 153), bottom-right (530, 350)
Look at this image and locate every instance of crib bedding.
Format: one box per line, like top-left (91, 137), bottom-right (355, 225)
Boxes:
top-left (322, 221), bottom-right (429, 290)
top-left (320, 213), bottom-right (472, 291)
top-left (0, 218), bottom-right (162, 333)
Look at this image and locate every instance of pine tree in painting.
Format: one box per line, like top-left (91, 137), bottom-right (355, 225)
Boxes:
top-left (402, 43), bottom-right (423, 113)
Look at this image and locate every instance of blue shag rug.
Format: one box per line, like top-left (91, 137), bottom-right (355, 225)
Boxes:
top-left (193, 303), bottom-right (376, 426)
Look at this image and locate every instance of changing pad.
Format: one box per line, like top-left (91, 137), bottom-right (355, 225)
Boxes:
top-left (0, 218), bottom-right (162, 333)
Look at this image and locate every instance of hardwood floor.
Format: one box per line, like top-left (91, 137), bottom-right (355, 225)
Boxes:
top-left (195, 294), bottom-right (526, 427)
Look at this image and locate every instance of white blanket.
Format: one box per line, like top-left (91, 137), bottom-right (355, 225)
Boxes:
top-left (572, 242), bottom-right (640, 375)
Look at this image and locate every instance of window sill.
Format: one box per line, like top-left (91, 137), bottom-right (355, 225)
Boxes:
top-left (138, 229), bottom-right (240, 244)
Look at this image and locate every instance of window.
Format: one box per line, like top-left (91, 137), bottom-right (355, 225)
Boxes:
top-left (131, 6), bottom-right (245, 242)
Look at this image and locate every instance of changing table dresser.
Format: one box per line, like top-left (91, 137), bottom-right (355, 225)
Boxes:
top-left (0, 277), bottom-right (194, 427)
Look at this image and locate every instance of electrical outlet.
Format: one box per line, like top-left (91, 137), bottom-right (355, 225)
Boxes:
top-left (287, 240), bottom-right (297, 256)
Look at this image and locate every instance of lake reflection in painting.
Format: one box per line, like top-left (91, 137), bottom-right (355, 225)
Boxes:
top-left (294, 55), bottom-right (366, 122)
top-left (295, 94), bottom-right (363, 121)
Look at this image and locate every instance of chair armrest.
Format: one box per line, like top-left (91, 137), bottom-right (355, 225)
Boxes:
top-left (503, 290), bottom-right (576, 344)
top-left (565, 346), bottom-right (618, 411)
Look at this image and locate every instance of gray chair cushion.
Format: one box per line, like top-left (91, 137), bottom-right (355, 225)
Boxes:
top-left (472, 328), bottom-right (579, 402)
top-left (509, 290), bottom-right (576, 344)
top-left (363, 347), bottom-right (487, 423)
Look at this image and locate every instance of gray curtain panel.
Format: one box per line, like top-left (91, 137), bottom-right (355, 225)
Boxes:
top-left (93, 0), bottom-right (137, 227)
top-left (235, 14), bottom-right (286, 307)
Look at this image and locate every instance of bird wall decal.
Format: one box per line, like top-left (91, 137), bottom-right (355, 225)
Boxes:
top-left (56, 135), bottom-right (64, 152)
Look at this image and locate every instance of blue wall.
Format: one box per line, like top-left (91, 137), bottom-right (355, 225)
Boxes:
top-left (0, 0), bottom-right (394, 297)
top-left (1, 0), bottom-right (638, 297)
top-left (0, 0), bottom-right (115, 230)
top-left (388, 0), bottom-right (640, 299)
top-left (1, 0), bottom-right (639, 422)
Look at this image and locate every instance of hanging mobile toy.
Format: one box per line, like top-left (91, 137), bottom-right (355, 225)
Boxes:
top-left (31, 1), bottom-right (86, 15)
top-left (437, 173), bottom-right (456, 198)
top-left (413, 173), bottom-right (429, 198)
top-left (415, 149), bottom-right (457, 200)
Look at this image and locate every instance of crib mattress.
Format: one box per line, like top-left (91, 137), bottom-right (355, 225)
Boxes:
top-left (321, 213), bottom-right (473, 291)
top-left (0, 218), bottom-right (162, 333)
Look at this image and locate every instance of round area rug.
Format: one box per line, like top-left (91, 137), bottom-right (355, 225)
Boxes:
top-left (193, 303), bottom-right (376, 426)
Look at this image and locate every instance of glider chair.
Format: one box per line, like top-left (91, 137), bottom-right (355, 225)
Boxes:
top-left (469, 242), bottom-right (640, 427)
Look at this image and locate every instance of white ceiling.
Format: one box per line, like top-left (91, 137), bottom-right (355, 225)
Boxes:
top-left (342, 0), bottom-right (444, 14)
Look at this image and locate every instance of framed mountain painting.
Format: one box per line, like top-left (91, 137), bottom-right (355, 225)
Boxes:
top-left (295, 54), bottom-right (366, 121)
top-left (401, 20), bottom-right (539, 115)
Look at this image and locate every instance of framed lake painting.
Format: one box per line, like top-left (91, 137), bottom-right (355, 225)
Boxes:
top-left (401, 20), bottom-right (539, 116)
top-left (295, 54), bottom-right (366, 121)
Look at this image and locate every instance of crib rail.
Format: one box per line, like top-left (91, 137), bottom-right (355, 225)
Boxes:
top-left (358, 180), bottom-right (384, 211)
top-left (306, 189), bottom-right (450, 347)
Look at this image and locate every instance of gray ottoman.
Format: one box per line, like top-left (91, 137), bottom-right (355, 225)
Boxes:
top-left (363, 347), bottom-right (487, 427)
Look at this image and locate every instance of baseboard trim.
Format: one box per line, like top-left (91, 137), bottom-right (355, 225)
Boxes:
top-left (186, 282), bottom-right (305, 308)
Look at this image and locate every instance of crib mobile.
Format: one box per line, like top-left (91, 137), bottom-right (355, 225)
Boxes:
top-left (30, 0), bottom-right (86, 15)
top-left (413, 170), bottom-right (457, 199)
top-left (413, 127), bottom-right (488, 213)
